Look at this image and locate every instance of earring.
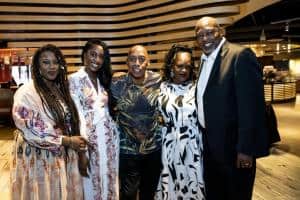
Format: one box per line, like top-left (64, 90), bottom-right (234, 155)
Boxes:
top-left (170, 70), bottom-right (174, 78)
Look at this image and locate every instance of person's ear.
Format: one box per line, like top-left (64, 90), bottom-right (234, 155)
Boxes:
top-left (170, 69), bottom-right (174, 78)
top-left (219, 26), bottom-right (226, 37)
top-left (145, 57), bottom-right (150, 67)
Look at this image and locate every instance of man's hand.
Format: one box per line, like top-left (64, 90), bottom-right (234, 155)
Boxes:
top-left (236, 152), bottom-right (253, 168)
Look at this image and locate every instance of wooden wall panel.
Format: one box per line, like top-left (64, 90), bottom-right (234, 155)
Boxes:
top-left (0, 0), bottom-right (276, 71)
top-left (0, 0), bottom-right (174, 13)
top-left (0, 0), bottom-right (136, 5)
top-left (0, 0), bottom-right (236, 16)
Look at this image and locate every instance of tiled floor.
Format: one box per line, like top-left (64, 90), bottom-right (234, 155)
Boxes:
top-left (0, 96), bottom-right (300, 199)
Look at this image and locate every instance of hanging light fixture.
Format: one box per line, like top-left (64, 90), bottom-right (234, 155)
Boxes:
top-left (285, 22), bottom-right (289, 32)
top-left (276, 43), bottom-right (280, 54)
top-left (260, 29), bottom-right (266, 41)
top-left (287, 38), bottom-right (291, 53)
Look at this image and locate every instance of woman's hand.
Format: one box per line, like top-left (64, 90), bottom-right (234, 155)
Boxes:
top-left (78, 152), bottom-right (90, 177)
top-left (62, 136), bottom-right (88, 152)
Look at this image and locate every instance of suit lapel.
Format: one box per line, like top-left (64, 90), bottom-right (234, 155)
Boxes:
top-left (203, 42), bottom-right (229, 95)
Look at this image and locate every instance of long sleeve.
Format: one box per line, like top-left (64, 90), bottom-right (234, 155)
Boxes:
top-left (69, 70), bottom-right (109, 140)
top-left (12, 82), bottom-right (63, 151)
top-left (234, 48), bottom-right (266, 156)
top-left (68, 75), bottom-right (88, 139)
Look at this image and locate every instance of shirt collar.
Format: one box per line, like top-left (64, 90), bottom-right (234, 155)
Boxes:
top-left (201, 37), bottom-right (226, 61)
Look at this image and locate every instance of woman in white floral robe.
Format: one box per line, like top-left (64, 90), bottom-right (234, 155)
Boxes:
top-left (11, 44), bottom-right (85, 200)
top-left (69, 39), bottom-right (119, 200)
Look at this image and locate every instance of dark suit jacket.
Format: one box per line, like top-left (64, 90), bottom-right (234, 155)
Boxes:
top-left (196, 41), bottom-right (269, 164)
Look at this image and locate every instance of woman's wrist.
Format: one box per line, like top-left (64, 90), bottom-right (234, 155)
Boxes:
top-left (70, 136), bottom-right (74, 149)
top-left (62, 136), bottom-right (71, 147)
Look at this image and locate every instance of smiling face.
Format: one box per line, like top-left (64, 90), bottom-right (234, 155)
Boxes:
top-left (195, 17), bottom-right (223, 56)
top-left (127, 45), bottom-right (149, 82)
top-left (38, 51), bottom-right (60, 82)
top-left (172, 52), bottom-right (192, 84)
top-left (84, 44), bottom-right (104, 73)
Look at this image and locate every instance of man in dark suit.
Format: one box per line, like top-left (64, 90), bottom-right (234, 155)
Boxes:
top-left (195, 16), bottom-right (269, 200)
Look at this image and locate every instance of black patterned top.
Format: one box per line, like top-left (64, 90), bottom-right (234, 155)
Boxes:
top-left (110, 70), bottom-right (162, 155)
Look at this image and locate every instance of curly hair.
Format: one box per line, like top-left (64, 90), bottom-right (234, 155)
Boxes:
top-left (163, 44), bottom-right (196, 82)
top-left (81, 39), bottom-right (112, 91)
top-left (31, 44), bottom-right (80, 136)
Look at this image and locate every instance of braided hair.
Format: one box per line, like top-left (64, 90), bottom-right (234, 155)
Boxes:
top-left (163, 44), bottom-right (196, 82)
top-left (31, 44), bottom-right (80, 136)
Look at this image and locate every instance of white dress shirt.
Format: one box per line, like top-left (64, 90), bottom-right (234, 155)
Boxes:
top-left (197, 37), bottom-right (226, 128)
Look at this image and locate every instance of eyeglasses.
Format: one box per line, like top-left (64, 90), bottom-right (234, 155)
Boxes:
top-left (196, 28), bottom-right (218, 40)
top-left (128, 56), bottom-right (146, 63)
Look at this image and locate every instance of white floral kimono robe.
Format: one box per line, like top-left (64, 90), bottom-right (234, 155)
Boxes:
top-left (69, 68), bottom-right (119, 200)
top-left (10, 80), bottom-right (83, 200)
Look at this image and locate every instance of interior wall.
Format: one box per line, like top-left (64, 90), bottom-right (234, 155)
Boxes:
top-left (0, 0), bottom-right (279, 72)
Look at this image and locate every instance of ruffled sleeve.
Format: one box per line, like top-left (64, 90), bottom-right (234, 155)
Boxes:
top-left (12, 82), bottom-right (63, 151)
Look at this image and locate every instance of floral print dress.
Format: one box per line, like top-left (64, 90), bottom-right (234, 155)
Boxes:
top-left (10, 80), bottom-right (83, 200)
top-left (69, 68), bottom-right (119, 200)
top-left (155, 81), bottom-right (205, 200)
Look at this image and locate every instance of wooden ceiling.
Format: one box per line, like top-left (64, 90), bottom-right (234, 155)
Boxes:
top-left (0, 0), bottom-right (279, 71)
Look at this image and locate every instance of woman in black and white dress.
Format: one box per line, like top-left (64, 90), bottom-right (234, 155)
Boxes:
top-left (155, 45), bottom-right (205, 200)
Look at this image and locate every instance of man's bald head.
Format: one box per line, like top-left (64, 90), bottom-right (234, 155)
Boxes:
top-left (195, 16), bottom-right (224, 55)
top-left (128, 45), bottom-right (149, 58)
top-left (195, 16), bottom-right (221, 34)
top-left (127, 45), bottom-right (150, 84)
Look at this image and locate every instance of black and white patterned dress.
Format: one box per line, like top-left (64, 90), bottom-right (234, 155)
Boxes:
top-left (155, 81), bottom-right (205, 200)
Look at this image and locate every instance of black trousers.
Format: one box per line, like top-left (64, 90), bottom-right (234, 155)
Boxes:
top-left (200, 125), bottom-right (256, 200)
top-left (119, 150), bottom-right (162, 200)
top-left (204, 158), bottom-right (256, 200)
